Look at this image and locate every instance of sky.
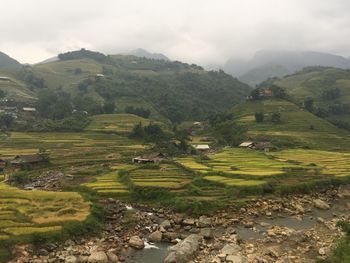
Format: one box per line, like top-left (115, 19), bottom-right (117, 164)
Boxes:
top-left (1, 0), bottom-right (350, 65)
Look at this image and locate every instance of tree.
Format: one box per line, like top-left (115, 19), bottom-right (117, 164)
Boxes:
top-left (271, 112), bottom-right (281, 123)
top-left (304, 97), bottom-right (314, 112)
top-left (130, 122), bottom-right (144, 139)
top-left (0, 113), bottom-right (14, 129)
top-left (0, 89), bottom-right (6, 99)
top-left (213, 121), bottom-right (246, 146)
top-left (103, 101), bottom-right (115, 114)
top-left (255, 112), bottom-right (264, 123)
top-left (250, 89), bottom-right (261, 100)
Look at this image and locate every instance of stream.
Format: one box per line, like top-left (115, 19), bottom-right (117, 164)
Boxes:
top-left (124, 198), bottom-right (350, 262)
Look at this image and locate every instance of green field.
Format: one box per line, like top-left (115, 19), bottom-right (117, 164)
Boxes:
top-left (86, 113), bottom-right (165, 134)
top-left (0, 183), bottom-right (89, 242)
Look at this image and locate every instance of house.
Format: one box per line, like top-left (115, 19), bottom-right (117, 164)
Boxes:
top-left (11, 154), bottom-right (48, 168)
top-left (0, 159), bottom-right (6, 171)
top-left (22, 107), bottom-right (37, 112)
top-left (259, 88), bottom-right (273, 97)
top-left (193, 144), bottom-right (210, 151)
top-left (95, 74), bottom-right (105, 80)
top-left (252, 142), bottom-right (275, 152)
top-left (239, 141), bottom-right (254, 148)
top-left (132, 153), bottom-right (165, 164)
top-left (0, 77), bottom-right (10, 81)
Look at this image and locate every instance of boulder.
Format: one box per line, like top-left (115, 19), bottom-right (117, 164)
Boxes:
top-left (160, 220), bottom-right (172, 229)
top-left (313, 199), bottom-right (330, 210)
top-left (149, 231), bottom-right (162, 242)
top-left (198, 216), bottom-right (211, 227)
top-left (164, 234), bottom-right (202, 263)
top-left (226, 255), bottom-right (248, 263)
top-left (129, 236), bottom-right (145, 249)
top-left (183, 218), bottom-right (195, 225)
top-left (200, 228), bottom-right (213, 239)
top-left (221, 244), bottom-right (242, 255)
top-left (88, 251), bottom-right (108, 263)
top-left (106, 251), bottom-right (119, 262)
top-left (65, 255), bottom-right (77, 263)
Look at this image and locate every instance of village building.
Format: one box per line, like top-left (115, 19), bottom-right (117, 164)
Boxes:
top-left (22, 107), bottom-right (37, 112)
top-left (252, 142), bottom-right (275, 152)
top-left (239, 141), bottom-right (254, 148)
top-left (259, 88), bottom-right (273, 97)
top-left (10, 154), bottom-right (48, 169)
top-left (193, 144), bottom-right (210, 151)
top-left (0, 76), bottom-right (10, 81)
top-left (0, 159), bottom-right (6, 172)
top-left (132, 153), bottom-right (165, 164)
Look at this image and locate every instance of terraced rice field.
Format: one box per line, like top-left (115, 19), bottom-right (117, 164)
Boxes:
top-left (271, 149), bottom-right (350, 177)
top-left (83, 165), bottom-right (134, 194)
top-left (130, 164), bottom-right (192, 189)
top-left (0, 132), bottom-right (145, 168)
top-left (203, 176), bottom-right (267, 186)
top-left (0, 183), bottom-right (90, 241)
top-left (177, 148), bottom-right (301, 177)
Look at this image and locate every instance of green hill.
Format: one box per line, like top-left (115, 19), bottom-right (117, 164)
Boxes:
top-left (270, 67), bottom-right (350, 128)
top-left (1, 49), bottom-right (250, 122)
top-left (0, 51), bottom-right (22, 70)
top-left (233, 98), bottom-right (350, 150)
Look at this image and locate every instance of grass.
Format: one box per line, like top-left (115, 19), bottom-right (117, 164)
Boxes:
top-left (0, 183), bottom-right (90, 242)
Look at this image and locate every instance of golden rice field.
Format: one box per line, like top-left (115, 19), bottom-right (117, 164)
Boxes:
top-left (83, 164), bottom-right (134, 194)
top-left (203, 176), bottom-right (267, 186)
top-left (177, 148), bottom-right (303, 177)
top-left (271, 149), bottom-right (350, 177)
top-left (0, 183), bottom-right (90, 241)
top-left (130, 164), bottom-right (193, 190)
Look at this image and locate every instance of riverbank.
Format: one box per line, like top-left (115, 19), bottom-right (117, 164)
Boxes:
top-left (9, 185), bottom-right (350, 263)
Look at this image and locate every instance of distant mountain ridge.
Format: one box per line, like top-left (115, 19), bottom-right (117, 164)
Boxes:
top-left (0, 51), bottom-right (22, 70)
top-left (224, 50), bottom-right (350, 86)
top-left (125, 48), bottom-right (170, 61)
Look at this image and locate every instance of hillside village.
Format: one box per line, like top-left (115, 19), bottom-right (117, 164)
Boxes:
top-left (0, 49), bottom-right (350, 263)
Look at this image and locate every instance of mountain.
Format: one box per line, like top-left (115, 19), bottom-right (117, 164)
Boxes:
top-left (224, 50), bottom-right (350, 87)
top-left (0, 51), bottom-right (22, 70)
top-left (37, 56), bottom-right (59, 64)
top-left (125, 48), bottom-right (170, 61)
top-left (0, 49), bottom-right (250, 122)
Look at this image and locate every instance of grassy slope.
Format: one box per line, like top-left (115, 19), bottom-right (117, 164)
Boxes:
top-left (273, 67), bottom-right (350, 122)
top-left (0, 71), bottom-right (36, 102)
top-left (233, 99), bottom-right (350, 150)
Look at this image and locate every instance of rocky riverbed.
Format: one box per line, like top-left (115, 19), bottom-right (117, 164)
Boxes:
top-left (9, 185), bottom-right (350, 263)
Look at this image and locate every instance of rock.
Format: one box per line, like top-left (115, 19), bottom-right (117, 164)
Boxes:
top-left (164, 234), bottom-right (202, 263)
top-left (37, 248), bottom-right (49, 256)
top-left (65, 255), bottom-right (77, 263)
top-left (149, 231), bottom-right (162, 242)
top-left (200, 228), bottom-right (213, 239)
top-left (313, 199), bottom-right (330, 210)
top-left (198, 216), bottom-right (211, 227)
top-left (183, 218), bottom-right (195, 226)
top-left (129, 236), bottom-right (145, 249)
top-left (318, 247), bottom-right (329, 256)
top-left (221, 244), bottom-right (242, 255)
top-left (226, 255), bottom-right (248, 263)
top-left (106, 251), bottom-right (119, 262)
top-left (160, 220), bottom-right (172, 229)
top-left (88, 251), bottom-right (108, 263)
top-left (163, 232), bottom-right (178, 241)
top-left (243, 221), bottom-right (254, 228)
top-left (293, 203), bottom-right (305, 213)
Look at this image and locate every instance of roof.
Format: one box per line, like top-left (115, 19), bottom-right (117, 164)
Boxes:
top-left (239, 142), bottom-right (254, 147)
top-left (11, 154), bottom-right (46, 164)
top-left (22, 107), bottom-right (36, 112)
top-left (254, 142), bottom-right (275, 149)
top-left (194, 144), bottom-right (210, 150)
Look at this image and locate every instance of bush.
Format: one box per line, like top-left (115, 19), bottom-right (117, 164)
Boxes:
top-left (254, 112), bottom-right (264, 123)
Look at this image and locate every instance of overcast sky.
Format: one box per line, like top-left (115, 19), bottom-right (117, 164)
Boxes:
top-left (1, 0), bottom-right (350, 65)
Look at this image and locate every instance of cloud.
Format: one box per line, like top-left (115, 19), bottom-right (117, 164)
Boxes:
top-left (0, 0), bottom-right (350, 65)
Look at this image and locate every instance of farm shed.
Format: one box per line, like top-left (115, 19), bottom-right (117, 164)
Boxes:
top-left (239, 141), bottom-right (254, 148)
top-left (132, 153), bottom-right (165, 164)
top-left (253, 142), bottom-right (275, 152)
top-left (22, 107), bottom-right (37, 112)
top-left (11, 154), bottom-right (48, 168)
top-left (193, 144), bottom-right (210, 151)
